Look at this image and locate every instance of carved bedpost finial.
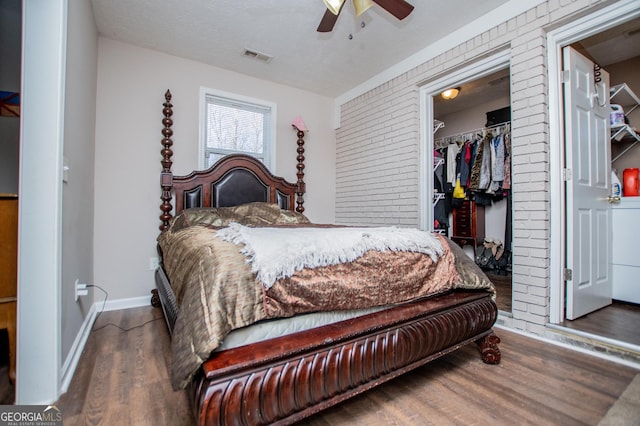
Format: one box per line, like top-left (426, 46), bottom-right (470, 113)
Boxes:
top-left (291, 117), bottom-right (307, 214)
top-left (160, 90), bottom-right (174, 231)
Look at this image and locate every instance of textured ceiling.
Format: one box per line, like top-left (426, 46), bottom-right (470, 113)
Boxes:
top-left (90, 0), bottom-right (511, 97)
top-left (577, 17), bottom-right (640, 66)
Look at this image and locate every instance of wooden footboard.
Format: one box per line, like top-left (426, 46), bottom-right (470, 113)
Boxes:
top-left (191, 291), bottom-right (499, 426)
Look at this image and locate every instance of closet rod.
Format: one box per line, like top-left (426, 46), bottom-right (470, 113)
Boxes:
top-left (434, 121), bottom-right (511, 149)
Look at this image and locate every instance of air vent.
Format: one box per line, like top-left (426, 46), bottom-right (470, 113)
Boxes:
top-left (242, 48), bottom-right (273, 63)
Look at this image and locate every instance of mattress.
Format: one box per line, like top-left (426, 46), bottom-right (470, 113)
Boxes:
top-left (156, 265), bottom-right (386, 350)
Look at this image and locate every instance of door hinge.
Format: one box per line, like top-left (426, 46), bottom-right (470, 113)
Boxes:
top-left (560, 70), bottom-right (570, 84)
top-left (563, 268), bottom-right (573, 281)
top-left (563, 168), bottom-right (572, 181)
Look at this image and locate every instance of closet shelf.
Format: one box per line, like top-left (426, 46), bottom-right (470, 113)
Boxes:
top-left (610, 83), bottom-right (639, 164)
top-left (612, 124), bottom-right (640, 142)
top-left (610, 83), bottom-right (640, 115)
top-left (611, 125), bottom-right (639, 163)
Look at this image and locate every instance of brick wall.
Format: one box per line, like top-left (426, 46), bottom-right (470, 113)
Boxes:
top-left (335, 0), bottom-right (608, 333)
top-left (336, 76), bottom-right (421, 226)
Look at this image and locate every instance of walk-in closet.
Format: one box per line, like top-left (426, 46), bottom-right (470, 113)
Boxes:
top-left (432, 68), bottom-right (512, 312)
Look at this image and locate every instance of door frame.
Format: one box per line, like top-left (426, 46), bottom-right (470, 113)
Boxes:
top-left (546, 0), bottom-right (640, 324)
top-left (418, 50), bottom-right (511, 231)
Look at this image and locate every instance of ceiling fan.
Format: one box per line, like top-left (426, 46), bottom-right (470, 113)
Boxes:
top-left (317, 0), bottom-right (415, 33)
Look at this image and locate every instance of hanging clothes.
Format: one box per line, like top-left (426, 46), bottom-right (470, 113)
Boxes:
top-left (436, 123), bottom-right (511, 213)
top-left (459, 141), bottom-right (472, 187)
top-left (488, 133), bottom-right (505, 193)
top-left (468, 138), bottom-right (484, 190)
top-left (433, 150), bottom-right (445, 193)
top-left (441, 148), bottom-right (454, 194)
top-left (446, 143), bottom-right (459, 185)
top-left (433, 150), bottom-right (448, 229)
top-left (477, 136), bottom-right (492, 190)
top-left (502, 132), bottom-right (511, 190)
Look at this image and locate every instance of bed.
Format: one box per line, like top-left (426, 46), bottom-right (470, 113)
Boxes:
top-left (152, 90), bottom-right (501, 426)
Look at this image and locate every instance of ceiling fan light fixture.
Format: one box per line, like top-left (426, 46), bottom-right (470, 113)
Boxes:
top-left (441, 87), bottom-right (460, 100)
top-left (323, 0), bottom-right (345, 15)
top-left (318, 0), bottom-right (414, 33)
top-left (353, 0), bottom-right (374, 16)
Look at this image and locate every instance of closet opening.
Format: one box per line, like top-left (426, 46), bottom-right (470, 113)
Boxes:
top-left (431, 68), bottom-right (513, 313)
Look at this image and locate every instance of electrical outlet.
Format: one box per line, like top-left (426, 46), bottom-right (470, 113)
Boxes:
top-left (75, 279), bottom-right (88, 302)
top-left (149, 257), bottom-right (160, 270)
top-left (63, 156), bottom-right (69, 183)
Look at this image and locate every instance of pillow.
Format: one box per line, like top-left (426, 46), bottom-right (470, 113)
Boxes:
top-left (227, 202), bottom-right (311, 225)
top-left (167, 202), bottom-right (310, 232)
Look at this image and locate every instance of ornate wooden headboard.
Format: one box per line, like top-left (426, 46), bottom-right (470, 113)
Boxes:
top-left (159, 90), bottom-right (305, 231)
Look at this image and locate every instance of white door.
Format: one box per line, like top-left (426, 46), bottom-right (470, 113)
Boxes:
top-left (563, 46), bottom-right (612, 320)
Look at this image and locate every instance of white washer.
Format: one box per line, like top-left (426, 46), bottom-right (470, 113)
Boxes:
top-left (611, 196), bottom-right (640, 304)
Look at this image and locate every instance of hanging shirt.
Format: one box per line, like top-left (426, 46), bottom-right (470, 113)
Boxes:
top-left (502, 132), bottom-right (511, 190)
top-left (469, 138), bottom-right (483, 190)
top-left (489, 134), bottom-right (505, 193)
top-left (446, 143), bottom-right (459, 184)
top-left (478, 137), bottom-right (492, 190)
top-left (459, 141), bottom-right (472, 187)
top-left (491, 134), bottom-right (505, 182)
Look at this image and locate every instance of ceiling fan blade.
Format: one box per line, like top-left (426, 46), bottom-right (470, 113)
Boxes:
top-left (371, 0), bottom-right (414, 20)
top-left (317, 1), bottom-right (346, 32)
top-left (317, 9), bottom-right (339, 32)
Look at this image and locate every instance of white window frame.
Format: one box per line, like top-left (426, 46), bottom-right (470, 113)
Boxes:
top-left (199, 87), bottom-right (277, 170)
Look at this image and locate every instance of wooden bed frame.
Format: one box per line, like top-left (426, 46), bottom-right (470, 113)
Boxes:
top-left (153, 90), bottom-right (501, 426)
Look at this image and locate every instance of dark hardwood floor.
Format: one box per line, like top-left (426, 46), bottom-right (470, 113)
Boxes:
top-left (561, 300), bottom-right (640, 346)
top-left (56, 305), bottom-right (639, 425)
top-left (486, 273), bottom-right (511, 312)
top-left (486, 271), bottom-right (640, 348)
top-left (57, 307), bottom-right (192, 425)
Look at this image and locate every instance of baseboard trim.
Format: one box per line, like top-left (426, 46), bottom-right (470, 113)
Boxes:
top-left (59, 294), bottom-right (154, 394)
top-left (102, 295), bottom-right (151, 312)
top-left (60, 303), bottom-right (98, 394)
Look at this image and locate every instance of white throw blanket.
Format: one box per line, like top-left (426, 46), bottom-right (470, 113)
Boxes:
top-left (216, 223), bottom-right (444, 289)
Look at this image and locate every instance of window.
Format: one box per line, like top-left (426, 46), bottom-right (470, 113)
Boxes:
top-left (200, 89), bottom-right (275, 169)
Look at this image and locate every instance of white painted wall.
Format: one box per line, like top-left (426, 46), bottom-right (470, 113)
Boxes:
top-left (60, 0), bottom-right (98, 372)
top-left (94, 38), bottom-right (336, 300)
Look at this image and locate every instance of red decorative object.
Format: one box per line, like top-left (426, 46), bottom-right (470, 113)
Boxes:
top-left (623, 168), bottom-right (639, 197)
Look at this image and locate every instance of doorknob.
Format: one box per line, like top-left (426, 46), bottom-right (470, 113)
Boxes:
top-left (608, 196), bottom-right (621, 204)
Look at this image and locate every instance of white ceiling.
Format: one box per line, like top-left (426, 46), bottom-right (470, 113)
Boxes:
top-left (433, 68), bottom-right (511, 118)
top-left (90, 0), bottom-right (512, 98)
top-left (577, 17), bottom-right (640, 66)
top-left (433, 18), bottom-right (640, 118)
